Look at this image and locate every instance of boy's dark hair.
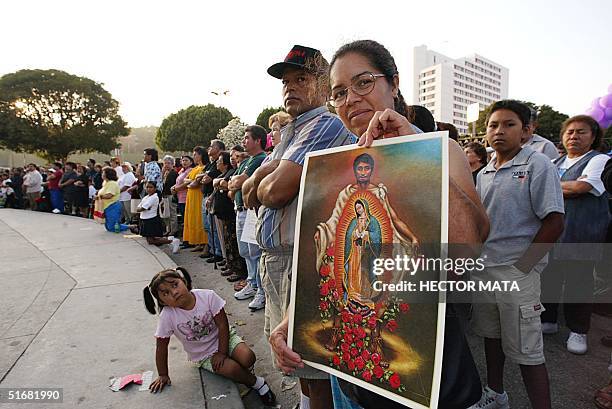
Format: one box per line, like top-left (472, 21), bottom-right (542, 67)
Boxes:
top-left (231, 145), bottom-right (245, 152)
top-left (143, 267), bottom-right (193, 314)
top-left (330, 40), bottom-right (408, 119)
top-left (560, 114), bottom-right (603, 150)
top-left (52, 162), bottom-right (63, 169)
top-left (245, 125), bottom-right (268, 150)
top-left (65, 162), bottom-right (77, 169)
top-left (486, 100), bottom-right (531, 128)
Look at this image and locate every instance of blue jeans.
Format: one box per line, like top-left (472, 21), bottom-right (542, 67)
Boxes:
top-left (202, 197), bottom-right (222, 256)
top-left (330, 376), bottom-right (363, 409)
top-left (50, 189), bottom-right (63, 212)
top-left (236, 210), bottom-right (261, 289)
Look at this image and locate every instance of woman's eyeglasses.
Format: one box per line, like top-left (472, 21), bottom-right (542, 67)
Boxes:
top-left (329, 72), bottom-right (386, 108)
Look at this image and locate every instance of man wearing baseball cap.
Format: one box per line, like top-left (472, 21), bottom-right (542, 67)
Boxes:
top-left (242, 45), bottom-right (354, 409)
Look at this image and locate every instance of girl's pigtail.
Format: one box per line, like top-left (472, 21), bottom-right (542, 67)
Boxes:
top-left (175, 267), bottom-right (192, 290)
top-left (143, 286), bottom-right (158, 315)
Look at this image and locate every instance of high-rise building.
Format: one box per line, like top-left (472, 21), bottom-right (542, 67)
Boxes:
top-left (412, 45), bottom-right (509, 135)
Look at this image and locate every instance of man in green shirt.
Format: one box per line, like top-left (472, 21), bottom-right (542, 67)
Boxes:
top-left (228, 125), bottom-right (268, 310)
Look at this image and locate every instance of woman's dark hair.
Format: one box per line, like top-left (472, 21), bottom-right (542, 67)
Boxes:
top-left (144, 148), bottom-right (159, 162)
top-left (485, 100), bottom-right (531, 128)
top-left (103, 167), bottom-right (118, 181)
top-left (219, 151), bottom-right (232, 168)
top-left (245, 125), bottom-right (268, 150)
top-left (560, 114), bottom-right (603, 150)
top-left (143, 267), bottom-right (193, 314)
top-left (465, 142), bottom-right (488, 165)
top-left (192, 146), bottom-right (208, 165)
top-left (330, 40), bottom-right (409, 119)
top-left (181, 155), bottom-right (194, 167)
top-left (145, 180), bottom-right (157, 189)
top-left (231, 145), bottom-right (245, 152)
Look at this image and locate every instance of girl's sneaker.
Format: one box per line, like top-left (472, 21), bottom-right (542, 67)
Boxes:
top-left (255, 382), bottom-right (276, 406)
top-left (468, 386), bottom-right (509, 409)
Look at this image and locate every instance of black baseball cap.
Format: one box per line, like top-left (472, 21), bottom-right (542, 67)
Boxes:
top-left (267, 45), bottom-right (327, 79)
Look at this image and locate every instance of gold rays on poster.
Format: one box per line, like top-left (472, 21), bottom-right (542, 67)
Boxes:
top-left (333, 191), bottom-right (393, 298)
top-left (297, 320), bottom-right (423, 374)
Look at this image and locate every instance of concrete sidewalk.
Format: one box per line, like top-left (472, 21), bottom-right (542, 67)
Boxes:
top-left (0, 209), bottom-right (205, 408)
top-left (3, 208), bottom-right (608, 409)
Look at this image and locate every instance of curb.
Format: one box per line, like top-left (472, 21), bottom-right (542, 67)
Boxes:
top-left (200, 368), bottom-right (245, 409)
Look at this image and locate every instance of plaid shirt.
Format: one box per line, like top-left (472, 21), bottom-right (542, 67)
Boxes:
top-left (256, 106), bottom-right (355, 250)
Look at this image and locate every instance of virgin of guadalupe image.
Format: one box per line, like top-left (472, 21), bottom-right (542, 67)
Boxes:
top-left (314, 152), bottom-right (419, 367)
top-left (343, 198), bottom-right (381, 314)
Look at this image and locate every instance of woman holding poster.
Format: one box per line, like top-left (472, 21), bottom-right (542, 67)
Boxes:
top-left (269, 40), bottom-right (489, 409)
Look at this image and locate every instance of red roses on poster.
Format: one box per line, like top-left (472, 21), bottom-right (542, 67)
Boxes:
top-left (319, 247), bottom-right (410, 393)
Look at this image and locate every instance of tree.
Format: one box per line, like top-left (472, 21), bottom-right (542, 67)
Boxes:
top-left (217, 117), bottom-right (247, 148)
top-left (0, 69), bottom-right (129, 161)
top-left (156, 104), bottom-right (233, 152)
top-left (532, 104), bottom-right (569, 142)
top-left (256, 106), bottom-right (285, 131)
top-left (472, 100), bottom-right (568, 142)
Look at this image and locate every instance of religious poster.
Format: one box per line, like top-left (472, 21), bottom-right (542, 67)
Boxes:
top-left (288, 132), bottom-right (449, 409)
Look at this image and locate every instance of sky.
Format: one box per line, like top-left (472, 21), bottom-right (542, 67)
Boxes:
top-left (1, 0), bottom-right (611, 129)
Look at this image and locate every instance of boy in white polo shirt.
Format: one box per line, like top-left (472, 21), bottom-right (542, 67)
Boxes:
top-left (470, 100), bottom-right (565, 409)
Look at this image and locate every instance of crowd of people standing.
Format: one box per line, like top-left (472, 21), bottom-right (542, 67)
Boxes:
top-left (1, 39), bottom-right (611, 409)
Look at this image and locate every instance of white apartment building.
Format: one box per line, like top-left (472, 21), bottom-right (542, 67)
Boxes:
top-left (412, 45), bottom-right (509, 135)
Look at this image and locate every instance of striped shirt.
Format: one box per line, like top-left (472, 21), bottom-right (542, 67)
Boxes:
top-left (256, 106), bottom-right (355, 250)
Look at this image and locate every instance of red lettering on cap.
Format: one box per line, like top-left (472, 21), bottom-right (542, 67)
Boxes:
top-left (287, 50), bottom-right (306, 60)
